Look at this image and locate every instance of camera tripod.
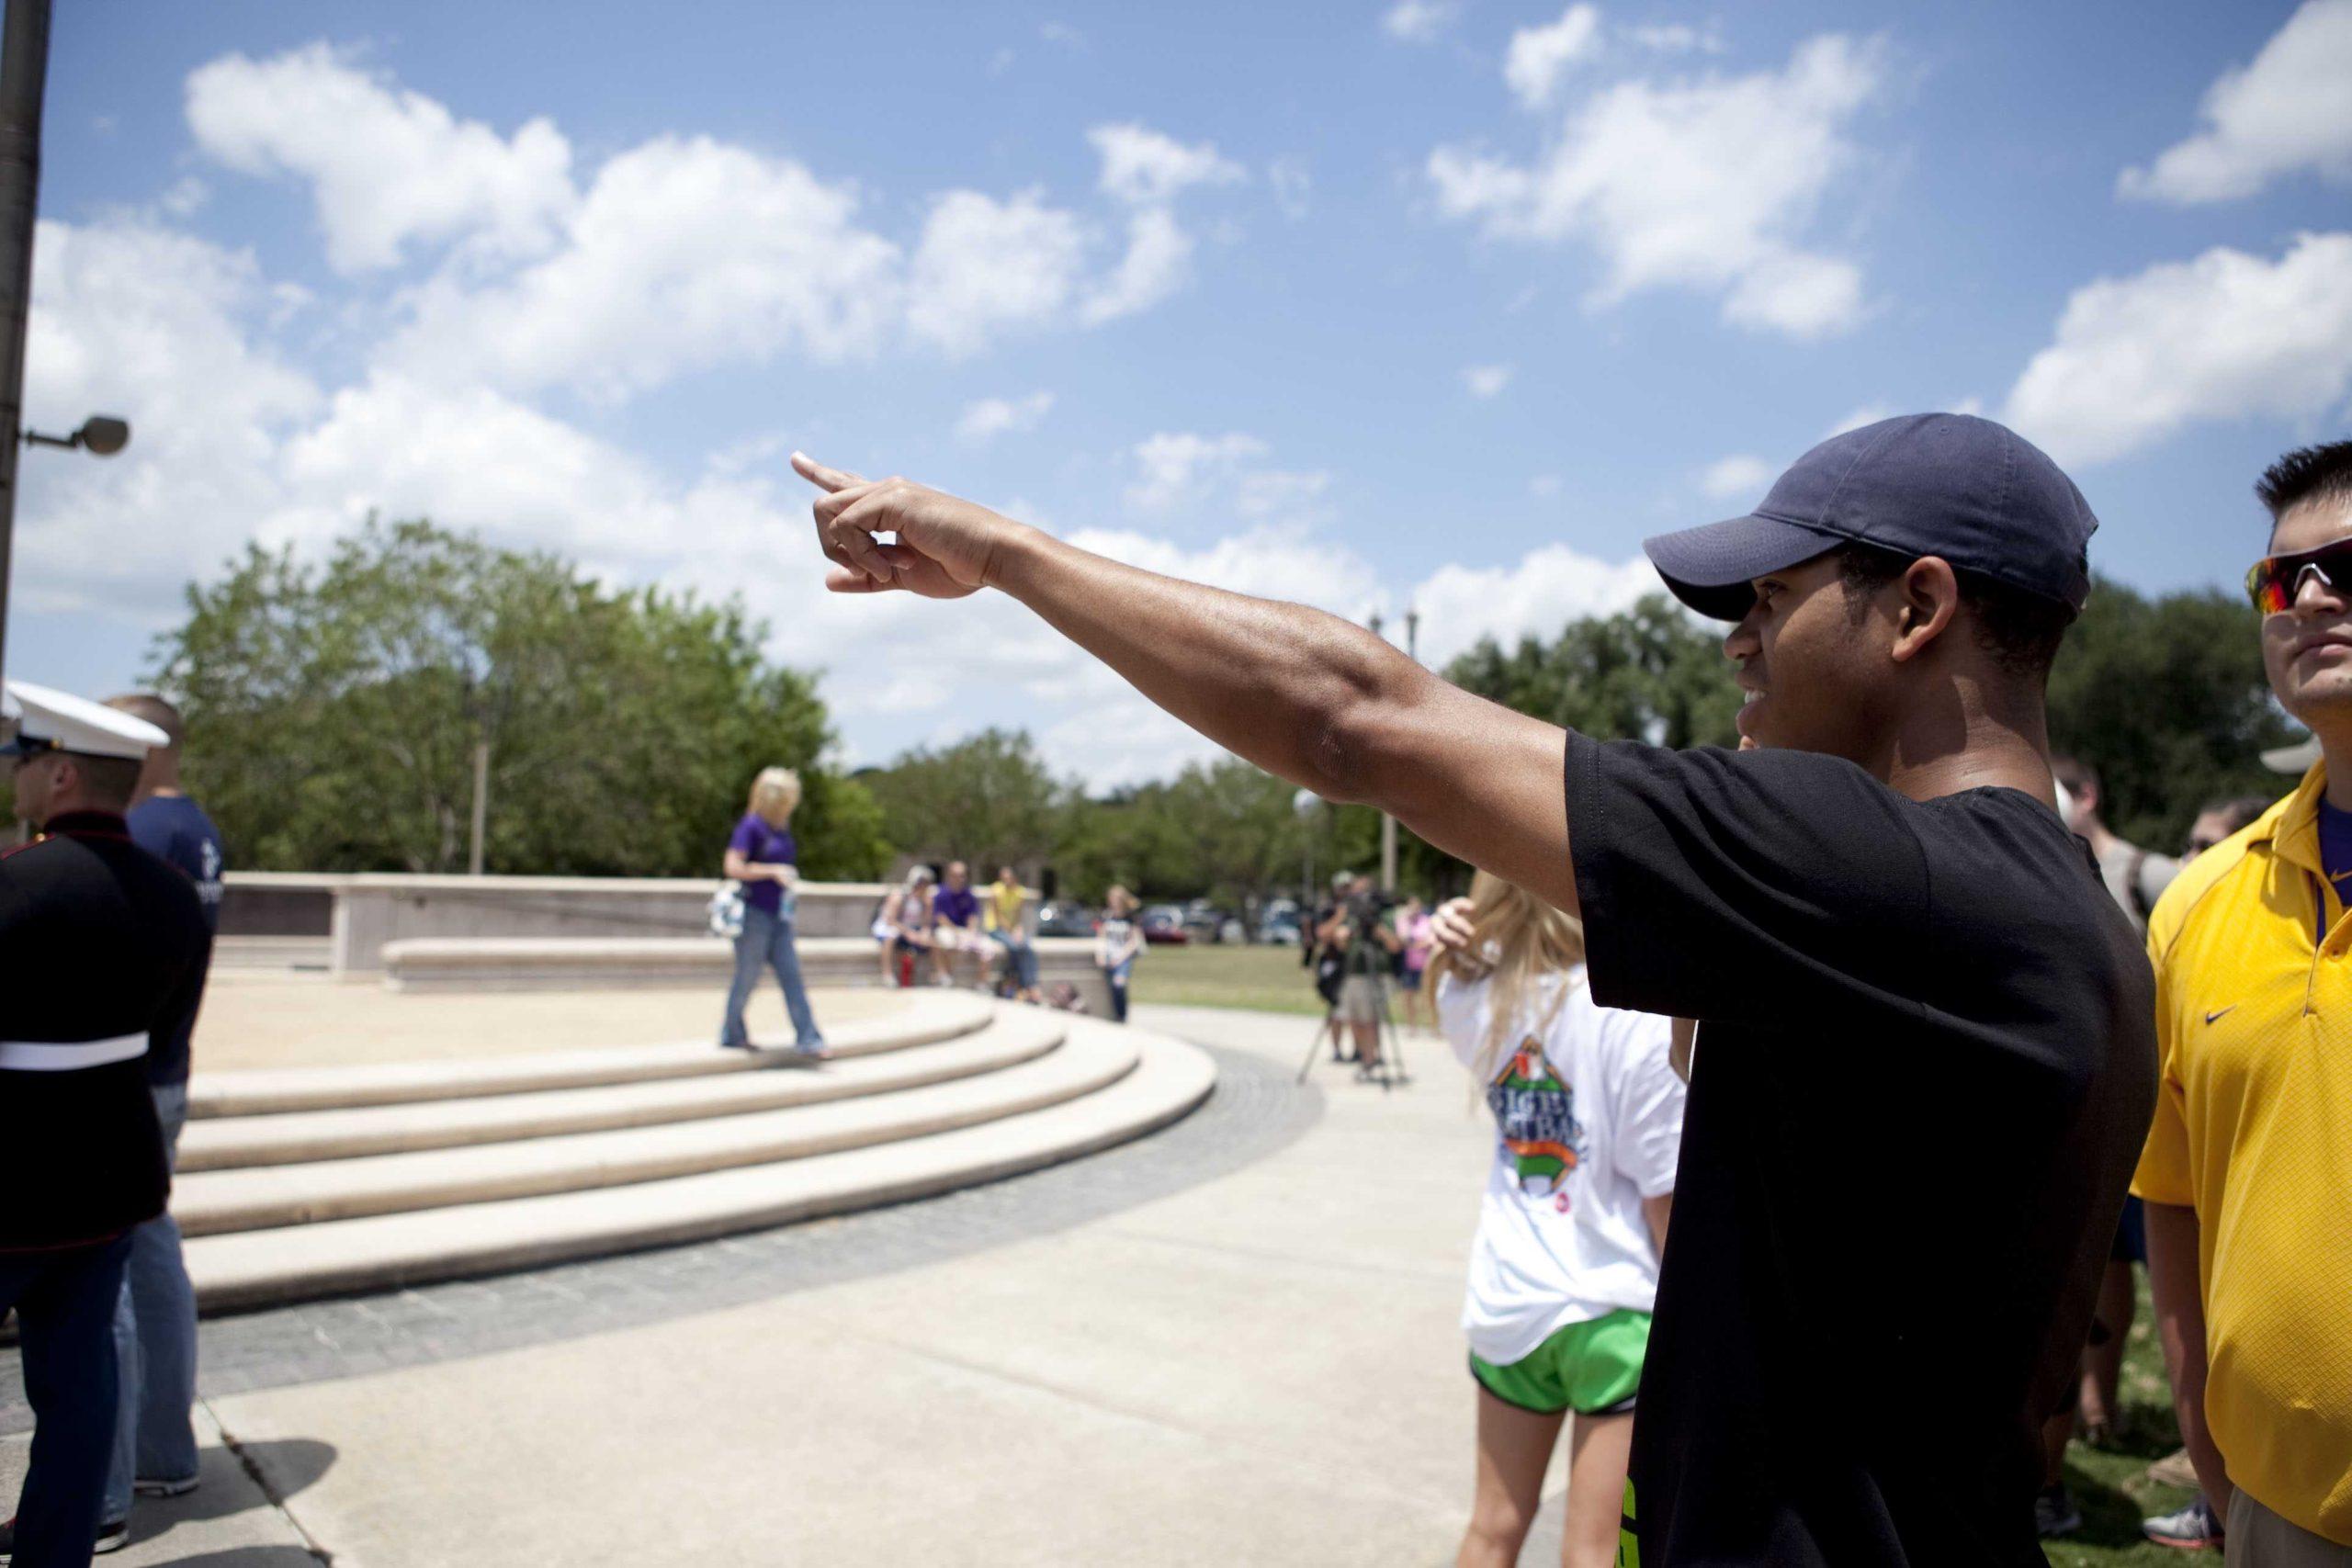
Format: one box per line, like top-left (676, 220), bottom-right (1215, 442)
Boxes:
top-left (1295, 978), bottom-right (1410, 1090)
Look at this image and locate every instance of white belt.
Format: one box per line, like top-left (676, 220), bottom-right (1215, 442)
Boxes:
top-left (0, 1032), bottom-right (148, 1071)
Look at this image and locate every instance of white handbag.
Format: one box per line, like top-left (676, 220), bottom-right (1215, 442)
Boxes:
top-left (707, 883), bottom-right (746, 939)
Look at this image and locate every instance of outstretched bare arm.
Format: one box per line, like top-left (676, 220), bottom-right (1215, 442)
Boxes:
top-left (795, 455), bottom-right (1578, 916)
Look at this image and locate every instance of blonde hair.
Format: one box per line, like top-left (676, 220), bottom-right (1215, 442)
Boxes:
top-left (748, 766), bottom-right (802, 825)
top-left (1104, 885), bottom-right (1136, 916)
top-left (1428, 871), bottom-right (1588, 1089)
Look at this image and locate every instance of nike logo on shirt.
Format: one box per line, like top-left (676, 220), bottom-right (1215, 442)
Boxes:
top-left (2206, 1007), bottom-right (2238, 1025)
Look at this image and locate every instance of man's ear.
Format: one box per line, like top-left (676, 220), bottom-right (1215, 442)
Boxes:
top-left (1890, 556), bottom-right (1961, 664)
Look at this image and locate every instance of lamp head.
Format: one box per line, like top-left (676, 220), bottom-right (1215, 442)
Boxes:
top-left (77, 416), bottom-right (130, 456)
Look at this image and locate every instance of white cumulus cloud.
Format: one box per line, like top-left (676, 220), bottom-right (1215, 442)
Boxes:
top-left (956, 391), bottom-right (1056, 443)
top-left (186, 43), bottom-right (573, 272)
top-left (2120, 0), bottom-right (2352, 204)
top-left (1383, 0), bottom-right (1461, 44)
top-left (2002, 232), bottom-right (2352, 467)
top-left (1463, 363), bottom-right (1514, 398)
top-left (1088, 123), bottom-right (1245, 207)
top-left (18, 219), bottom-right (320, 615)
top-left (1126, 431), bottom-right (1272, 509)
top-left (908, 188), bottom-right (1090, 355)
top-left (1506, 5), bottom-right (1604, 109)
top-left (1698, 454), bottom-right (1775, 500)
top-left (391, 134), bottom-right (903, 396)
top-left (1408, 543), bottom-right (1661, 667)
top-left (1429, 33), bottom-right (1885, 338)
top-left (1081, 207), bottom-right (1195, 324)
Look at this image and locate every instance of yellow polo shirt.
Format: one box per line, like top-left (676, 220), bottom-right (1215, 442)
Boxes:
top-left (2133, 763), bottom-right (2352, 1545)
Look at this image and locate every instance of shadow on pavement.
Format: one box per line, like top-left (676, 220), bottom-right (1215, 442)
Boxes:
top-left (233, 1437), bottom-right (336, 1506)
top-left (132, 1552), bottom-right (322, 1567)
top-left (122, 1437), bottom-right (335, 1557)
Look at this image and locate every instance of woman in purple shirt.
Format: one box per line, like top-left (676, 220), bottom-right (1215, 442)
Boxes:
top-left (719, 767), bottom-right (827, 1056)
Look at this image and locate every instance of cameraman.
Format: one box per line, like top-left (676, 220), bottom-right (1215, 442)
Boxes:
top-left (1318, 872), bottom-right (1401, 1076)
top-left (1305, 870), bottom-right (1352, 1060)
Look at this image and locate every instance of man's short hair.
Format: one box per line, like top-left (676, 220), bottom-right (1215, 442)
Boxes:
top-left (2198, 795), bottom-right (2269, 838)
top-left (1833, 544), bottom-right (2072, 683)
top-left (64, 750), bottom-right (141, 810)
top-left (2256, 441), bottom-right (2352, 523)
top-left (105, 693), bottom-right (185, 751)
top-left (2051, 755), bottom-right (2099, 804)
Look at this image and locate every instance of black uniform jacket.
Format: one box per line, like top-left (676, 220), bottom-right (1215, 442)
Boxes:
top-left (0, 810), bottom-right (209, 1251)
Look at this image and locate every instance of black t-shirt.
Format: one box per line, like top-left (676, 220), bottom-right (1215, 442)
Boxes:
top-left (1565, 735), bottom-right (2156, 1567)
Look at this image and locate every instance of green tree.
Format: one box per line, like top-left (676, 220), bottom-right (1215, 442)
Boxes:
top-left (146, 517), bottom-right (888, 879)
top-left (865, 728), bottom-right (1069, 868)
top-left (2047, 578), bottom-right (2301, 850)
top-left (1445, 593), bottom-right (1742, 749)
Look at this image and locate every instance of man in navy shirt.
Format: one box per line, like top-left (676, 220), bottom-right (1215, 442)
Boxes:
top-left (98, 695), bottom-right (220, 1517)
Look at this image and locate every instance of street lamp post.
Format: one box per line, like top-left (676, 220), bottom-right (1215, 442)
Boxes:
top-left (1373, 608), bottom-right (1420, 892)
top-left (0, 0), bottom-right (49, 702)
top-left (1292, 786), bottom-right (1320, 914)
top-left (0, 0), bottom-right (125, 711)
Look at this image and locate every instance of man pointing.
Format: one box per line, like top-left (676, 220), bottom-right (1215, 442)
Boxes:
top-left (794, 413), bottom-right (2156, 1564)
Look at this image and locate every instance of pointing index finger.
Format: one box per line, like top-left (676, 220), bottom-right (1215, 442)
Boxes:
top-left (791, 451), bottom-right (864, 494)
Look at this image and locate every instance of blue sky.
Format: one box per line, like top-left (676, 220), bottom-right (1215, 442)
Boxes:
top-left (16, 0), bottom-right (2352, 783)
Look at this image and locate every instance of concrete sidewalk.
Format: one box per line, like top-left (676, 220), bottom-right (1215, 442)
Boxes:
top-left (13, 1008), bottom-right (1576, 1566)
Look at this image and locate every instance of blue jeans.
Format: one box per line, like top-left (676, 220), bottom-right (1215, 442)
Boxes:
top-left (721, 902), bottom-right (822, 1048)
top-left (989, 931), bottom-right (1040, 989)
top-left (0, 1232), bottom-right (133, 1567)
top-left (1106, 960), bottom-right (1134, 1023)
top-left (106, 1081), bottom-right (198, 1519)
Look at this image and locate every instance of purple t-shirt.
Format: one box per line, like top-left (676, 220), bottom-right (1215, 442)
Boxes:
top-left (727, 813), bottom-right (797, 914)
top-left (934, 885), bottom-right (980, 929)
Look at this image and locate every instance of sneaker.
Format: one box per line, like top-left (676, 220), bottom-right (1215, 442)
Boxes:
top-left (2034, 1484), bottom-right (2083, 1539)
top-left (793, 1040), bottom-right (831, 1061)
top-left (0, 1513), bottom-right (131, 1560)
top-left (2147, 1448), bottom-right (2201, 1489)
top-left (134, 1473), bottom-right (200, 1498)
top-left (2143, 1496), bottom-right (2224, 1551)
top-left (718, 1038), bottom-right (759, 1052)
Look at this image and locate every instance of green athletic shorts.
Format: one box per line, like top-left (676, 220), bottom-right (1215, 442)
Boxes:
top-left (1468, 1309), bottom-right (1650, 1416)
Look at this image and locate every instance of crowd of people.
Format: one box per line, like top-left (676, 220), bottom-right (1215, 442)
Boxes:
top-left (797, 418), bottom-right (2352, 1565)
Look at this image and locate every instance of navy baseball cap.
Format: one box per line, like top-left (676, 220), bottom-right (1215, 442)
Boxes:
top-left (1643, 413), bottom-right (2098, 621)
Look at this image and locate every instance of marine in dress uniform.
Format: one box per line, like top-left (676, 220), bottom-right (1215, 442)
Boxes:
top-left (0, 682), bottom-right (209, 1568)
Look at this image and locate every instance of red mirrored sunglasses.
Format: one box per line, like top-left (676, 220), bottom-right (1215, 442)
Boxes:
top-left (2246, 539), bottom-right (2352, 615)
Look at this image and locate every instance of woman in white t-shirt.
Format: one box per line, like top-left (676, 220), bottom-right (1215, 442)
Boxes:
top-left (1430, 871), bottom-right (1684, 1568)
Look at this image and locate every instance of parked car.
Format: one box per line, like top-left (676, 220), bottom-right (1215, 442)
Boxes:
top-left (1257, 917), bottom-right (1302, 947)
top-left (1035, 901), bottom-right (1097, 939)
top-left (1138, 905), bottom-right (1191, 944)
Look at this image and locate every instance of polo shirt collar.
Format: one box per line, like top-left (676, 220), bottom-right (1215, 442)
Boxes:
top-left (2256, 761), bottom-right (2332, 882)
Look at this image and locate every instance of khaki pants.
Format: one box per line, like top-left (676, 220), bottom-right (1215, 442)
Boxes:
top-left (2228, 1489), bottom-right (2352, 1566)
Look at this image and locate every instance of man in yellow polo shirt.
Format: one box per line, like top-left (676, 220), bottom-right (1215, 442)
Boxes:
top-left (2136, 439), bottom-right (2352, 1563)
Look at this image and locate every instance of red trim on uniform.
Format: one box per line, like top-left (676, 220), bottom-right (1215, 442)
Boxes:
top-left (0, 1223), bottom-right (135, 1255)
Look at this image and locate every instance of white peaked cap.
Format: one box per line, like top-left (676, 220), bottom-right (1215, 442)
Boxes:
top-left (2261, 736), bottom-right (2324, 776)
top-left (3, 679), bottom-right (166, 761)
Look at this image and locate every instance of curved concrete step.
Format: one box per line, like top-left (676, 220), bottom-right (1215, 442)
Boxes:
top-left (175, 1020), bottom-right (1125, 1235)
top-left (177, 1011), bottom-right (1064, 1171)
top-left (183, 1021), bottom-right (1216, 1311)
top-left (187, 990), bottom-right (993, 1119)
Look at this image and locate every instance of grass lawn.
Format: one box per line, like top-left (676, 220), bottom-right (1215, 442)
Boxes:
top-left (1132, 942), bottom-right (2203, 1564)
top-left (2043, 1280), bottom-right (2204, 1567)
top-left (1127, 940), bottom-right (1336, 1017)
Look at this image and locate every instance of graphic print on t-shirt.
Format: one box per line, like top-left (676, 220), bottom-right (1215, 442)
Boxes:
top-left (1488, 1040), bottom-right (1588, 1199)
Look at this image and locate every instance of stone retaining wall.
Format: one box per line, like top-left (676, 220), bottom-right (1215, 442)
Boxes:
top-left (381, 935), bottom-right (1113, 1015)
